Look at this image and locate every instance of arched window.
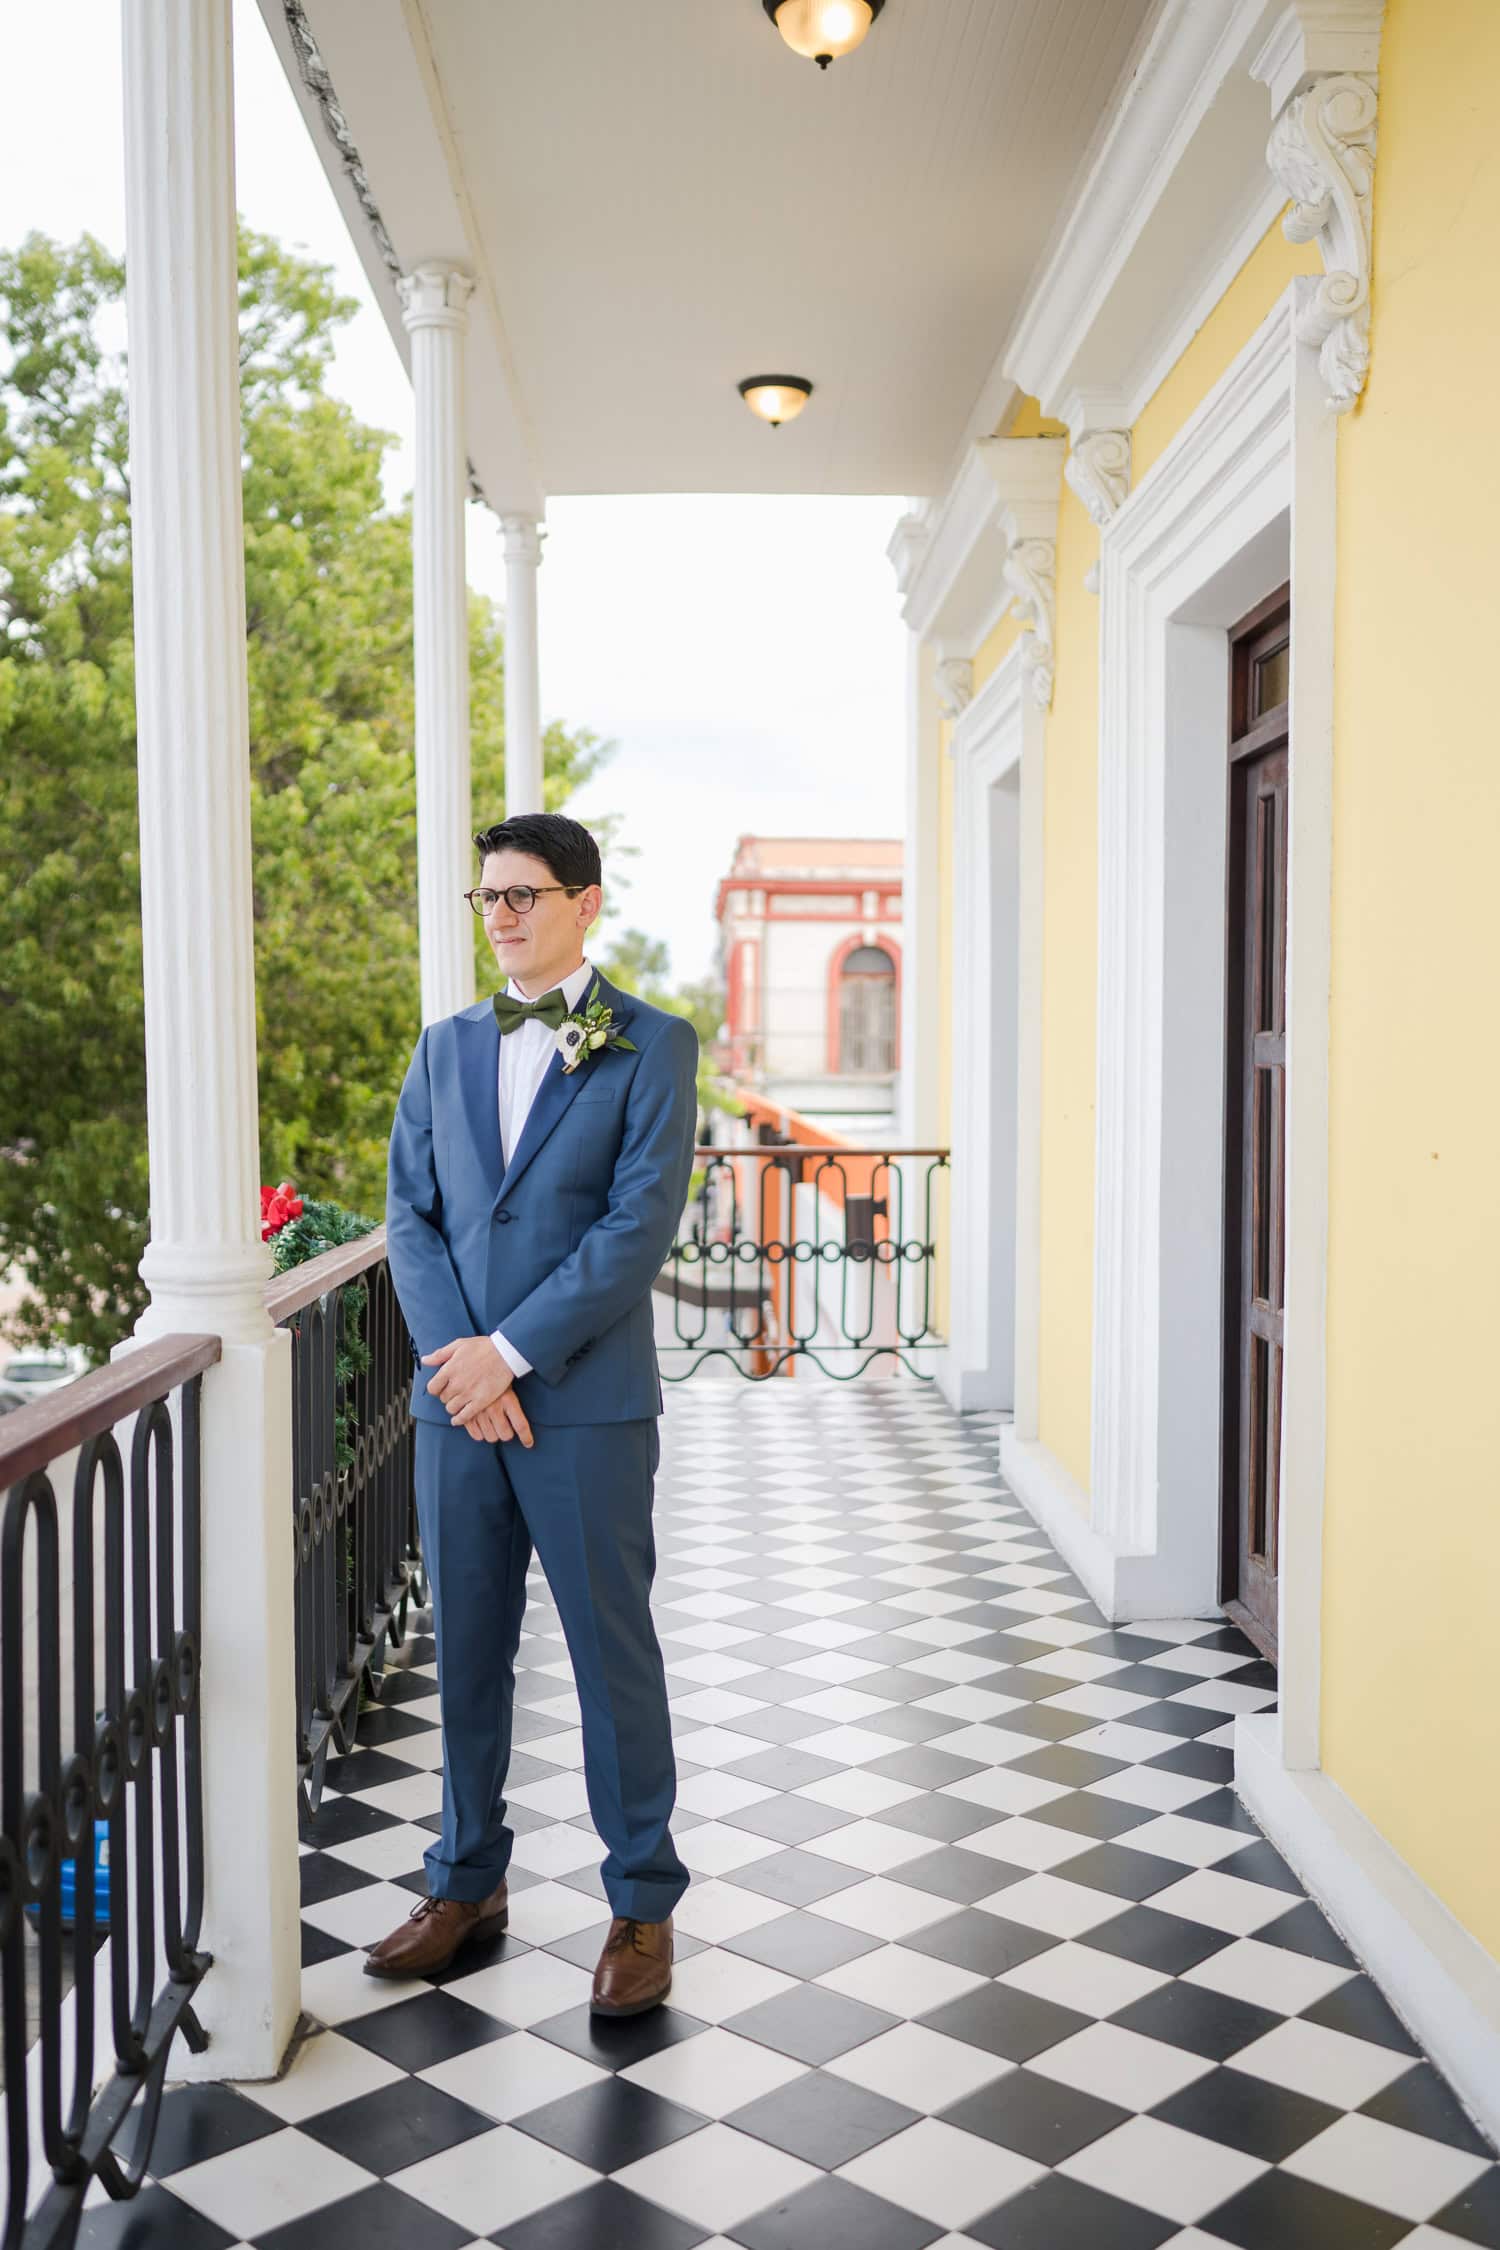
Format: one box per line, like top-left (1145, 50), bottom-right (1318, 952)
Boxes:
top-left (838, 944), bottom-right (896, 1074)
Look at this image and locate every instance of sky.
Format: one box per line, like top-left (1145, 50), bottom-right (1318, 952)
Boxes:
top-left (0, 3), bottom-right (909, 986)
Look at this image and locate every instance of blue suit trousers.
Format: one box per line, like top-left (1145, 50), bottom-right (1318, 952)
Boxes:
top-left (414, 1416), bottom-right (688, 1923)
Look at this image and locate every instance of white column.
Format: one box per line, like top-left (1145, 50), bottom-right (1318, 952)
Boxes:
top-left (898, 635), bottom-right (943, 1147)
top-left (400, 266), bottom-right (475, 1025)
top-left (121, 0), bottom-right (298, 2077)
top-left (502, 514), bottom-right (544, 815)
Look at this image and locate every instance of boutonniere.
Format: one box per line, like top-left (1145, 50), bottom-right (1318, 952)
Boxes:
top-left (555, 980), bottom-right (638, 1075)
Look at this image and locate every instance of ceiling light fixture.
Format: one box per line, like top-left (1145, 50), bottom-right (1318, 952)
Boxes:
top-left (762, 0), bottom-right (885, 70)
top-left (738, 375), bottom-right (813, 428)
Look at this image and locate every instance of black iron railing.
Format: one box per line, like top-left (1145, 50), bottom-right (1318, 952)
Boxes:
top-left (1, 1333), bottom-right (219, 2250)
top-left (267, 1228), bottom-right (420, 1813)
top-left (661, 1143), bottom-right (949, 1380)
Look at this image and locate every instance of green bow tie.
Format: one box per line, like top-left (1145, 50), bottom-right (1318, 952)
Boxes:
top-left (493, 987), bottom-right (571, 1036)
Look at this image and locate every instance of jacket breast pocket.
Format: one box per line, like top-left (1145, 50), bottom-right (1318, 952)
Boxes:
top-left (573, 1078), bottom-right (626, 1107)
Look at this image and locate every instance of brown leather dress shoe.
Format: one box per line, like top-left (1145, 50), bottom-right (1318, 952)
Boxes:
top-left (363, 1879), bottom-right (508, 1979)
top-left (591, 1915), bottom-right (673, 2016)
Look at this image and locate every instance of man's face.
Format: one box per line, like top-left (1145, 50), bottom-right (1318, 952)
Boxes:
top-left (479, 849), bottom-right (599, 994)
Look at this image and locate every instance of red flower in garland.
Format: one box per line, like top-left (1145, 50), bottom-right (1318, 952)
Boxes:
top-left (260, 1180), bottom-right (304, 1241)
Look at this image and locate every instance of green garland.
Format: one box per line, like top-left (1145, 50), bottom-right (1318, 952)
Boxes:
top-left (271, 1197), bottom-right (378, 1470)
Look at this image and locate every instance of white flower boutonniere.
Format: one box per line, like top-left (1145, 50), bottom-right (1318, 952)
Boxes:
top-left (555, 981), bottom-right (638, 1075)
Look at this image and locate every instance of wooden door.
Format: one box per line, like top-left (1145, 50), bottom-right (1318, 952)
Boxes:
top-left (1221, 593), bottom-right (1290, 1663)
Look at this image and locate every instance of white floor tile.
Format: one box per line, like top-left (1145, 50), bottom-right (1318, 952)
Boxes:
top-left (1084, 1766), bottom-right (1219, 1813)
top-left (818, 1943), bottom-right (987, 2017)
top-left (1231, 2017), bottom-right (1429, 2108)
top-left (674, 1878), bottom-right (793, 1943)
top-left (827, 2021), bottom-right (1011, 2109)
top-left (623, 2026), bottom-right (809, 2115)
top-left (522, 1730), bottom-right (588, 1770)
top-left (443, 1948), bottom-right (593, 2027)
top-left (677, 1822), bottom-right (785, 1877)
top-left (420, 2029), bottom-right (608, 2120)
top-left (322, 1824), bottom-right (436, 1881)
top-left (675, 1771), bottom-right (778, 1819)
top-left (1027, 2021), bottom-right (1214, 2110)
top-left (1145, 1868), bottom-right (1301, 1937)
top-left (1279, 2111), bottom-right (1493, 2223)
top-left (612, 2121), bottom-right (819, 2233)
top-left (390, 2123), bottom-right (600, 2233)
top-left (506, 1823), bottom-right (602, 1878)
top-left (1180, 1935), bottom-right (1353, 2016)
top-left (301, 1947), bottom-right (426, 2026)
top-left (504, 1880), bottom-right (611, 1944)
top-left (976, 1872), bottom-right (1122, 1938)
top-left (347, 1772), bottom-right (444, 1821)
top-left (506, 1770), bottom-right (593, 1819)
top-left (912, 1686), bottom-right (1028, 1722)
top-left (837, 2116), bottom-right (1045, 2228)
top-left (666, 1652), bottom-right (761, 1686)
top-left (669, 1687), bottom-right (771, 1726)
top-left (941, 1768), bottom-right (1072, 1816)
top-left (794, 1769), bottom-right (922, 1816)
top-left (809, 1877), bottom-right (951, 1941)
top-left (998, 1940), bottom-right (1170, 2017)
top-left (1059, 2115), bottom-right (1268, 2223)
top-left (167, 2129), bottom-right (373, 2235)
top-left (800, 1819), bottom-right (932, 1875)
top-left (959, 1817), bottom-right (1096, 1872)
top-left (666, 1948), bottom-right (797, 2023)
top-left (1116, 1813), bottom-right (1263, 1869)
top-left (231, 2029), bottom-right (404, 2122)
top-left (671, 1725), bottom-right (773, 1769)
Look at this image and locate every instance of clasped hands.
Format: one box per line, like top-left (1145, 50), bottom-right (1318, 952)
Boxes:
top-left (423, 1336), bottom-right (535, 1447)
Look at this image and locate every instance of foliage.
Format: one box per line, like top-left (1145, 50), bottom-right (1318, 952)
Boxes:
top-left (594, 930), bottom-right (739, 1123)
top-left (268, 1193), bottom-right (377, 1471)
top-left (0, 228), bottom-right (613, 1357)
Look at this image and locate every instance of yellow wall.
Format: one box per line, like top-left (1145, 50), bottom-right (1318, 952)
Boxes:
top-left (1320, 0), bottom-right (1500, 1956)
top-left (1029, 219), bottom-right (1318, 1494)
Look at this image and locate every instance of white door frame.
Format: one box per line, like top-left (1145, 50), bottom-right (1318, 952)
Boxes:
top-left (941, 645), bottom-right (1043, 1424)
top-left (1088, 282), bottom-right (1334, 1771)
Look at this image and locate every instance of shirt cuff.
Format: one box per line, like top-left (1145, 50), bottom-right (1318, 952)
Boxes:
top-left (490, 1327), bottom-right (533, 1380)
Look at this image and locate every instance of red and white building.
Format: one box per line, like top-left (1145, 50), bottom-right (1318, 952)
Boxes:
top-left (715, 836), bottom-right (903, 1137)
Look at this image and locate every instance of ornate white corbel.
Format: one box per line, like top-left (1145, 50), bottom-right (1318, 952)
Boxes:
top-left (1064, 427), bottom-right (1132, 595)
top-left (1002, 539), bottom-right (1057, 709)
top-left (1252, 4), bottom-right (1383, 414)
top-left (935, 657), bottom-right (974, 723)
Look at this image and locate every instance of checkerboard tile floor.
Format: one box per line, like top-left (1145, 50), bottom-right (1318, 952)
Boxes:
top-left (83, 1382), bottom-right (1498, 2250)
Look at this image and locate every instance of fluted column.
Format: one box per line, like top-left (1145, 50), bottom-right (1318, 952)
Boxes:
top-left (400, 266), bottom-right (475, 1025)
top-left (121, 0), bottom-right (298, 2081)
top-left (502, 514), bottom-right (544, 816)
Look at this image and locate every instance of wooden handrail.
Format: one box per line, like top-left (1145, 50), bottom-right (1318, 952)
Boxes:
top-left (264, 1222), bottom-right (391, 1324)
top-left (0, 1332), bottom-right (222, 1489)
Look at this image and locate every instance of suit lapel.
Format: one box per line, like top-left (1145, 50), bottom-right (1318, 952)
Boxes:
top-left (494, 971), bottom-right (637, 1209)
top-left (458, 1008), bottom-right (506, 1199)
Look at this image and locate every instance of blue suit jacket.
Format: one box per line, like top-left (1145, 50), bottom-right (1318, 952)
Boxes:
top-left (386, 971), bottom-right (699, 1427)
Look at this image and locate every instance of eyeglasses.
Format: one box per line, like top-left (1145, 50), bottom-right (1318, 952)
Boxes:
top-left (464, 884), bottom-right (586, 917)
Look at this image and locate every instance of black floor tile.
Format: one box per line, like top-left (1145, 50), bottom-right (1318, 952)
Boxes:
top-left (256, 2183), bottom-right (474, 2250)
top-left (1083, 1903), bottom-right (1235, 1976)
top-left (300, 1852), bottom-right (380, 1906)
top-left (896, 1844), bottom-right (1018, 1904)
top-left (726, 1981), bottom-right (900, 2065)
top-left (942, 2064), bottom-right (1130, 2162)
top-left (515, 2076), bottom-right (707, 2168)
top-left (1149, 2062), bottom-right (1342, 2160)
top-left (126, 2082), bottom-right (283, 2176)
top-left (860, 1704), bottom-right (967, 1744)
top-left (325, 1746), bottom-right (435, 1794)
top-left (1045, 1842), bottom-right (1186, 1902)
top-left (300, 2074), bottom-right (494, 2173)
top-left (1254, 1896), bottom-right (1358, 1965)
top-left (730, 2172), bottom-right (943, 2250)
top-left (531, 2000), bottom-right (708, 2071)
top-left (721, 1793), bottom-right (856, 1845)
top-left (75, 2186), bottom-right (238, 2250)
top-left (729, 2065), bottom-right (918, 2167)
top-left (298, 1794), bottom-right (401, 1846)
top-left (722, 1909), bottom-right (883, 1980)
top-left (1004, 1744), bottom-right (1125, 1788)
top-left (1430, 2165), bottom-right (1500, 2248)
top-left (1141, 1738), bottom-right (1235, 1784)
top-left (340, 1988), bottom-right (512, 2072)
top-left (1213, 1837), bottom-right (1305, 1896)
top-left (966, 2170), bottom-right (1176, 2249)
top-left (1300, 1973), bottom-right (1421, 2054)
top-left (903, 1909), bottom-right (1059, 1978)
top-left (494, 2179), bottom-right (708, 2250)
top-left (919, 1980), bottom-right (1090, 2063)
top-left (1172, 1786), bottom-right (1262, 1834)
top-left (722, 1705), bottom-right (837, 1745)
top-left (862, 1744), bottom-right (987, 1789)
top-left (1359, 2061), bottom-right (1498, 2157)
top-left (721, 1747), bottom-right (847, 1792)
top-left (303, 1918), bottom-right (356, 1966)
top-left (1028, 1791), bottom-right (1160, 1841)
top-left (1110, 1975), bottom-right (1284, 2060)
top-left (345, 1702), bottom-right (441, 1749)
top-left (1197, 2166), bottom-right (1413, 2250)
top-left (875, 1792), bottom-right (1004, 1843)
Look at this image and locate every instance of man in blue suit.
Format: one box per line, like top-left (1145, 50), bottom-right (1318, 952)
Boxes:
top-left (366, 812), bottom-right (697, 2014)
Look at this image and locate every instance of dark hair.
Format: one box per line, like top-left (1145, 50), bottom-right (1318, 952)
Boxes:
top-left (473, 813), bottom-right (602, 891)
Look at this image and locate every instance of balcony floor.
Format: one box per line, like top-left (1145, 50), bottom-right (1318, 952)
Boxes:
top-left (90, 1382), bottom-right (1497, 2250)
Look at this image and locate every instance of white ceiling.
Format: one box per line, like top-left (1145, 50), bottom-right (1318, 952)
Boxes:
top-left (263, 0), bottom-right (1159, 507)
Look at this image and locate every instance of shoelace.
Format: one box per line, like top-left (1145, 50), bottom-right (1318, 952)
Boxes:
top-left (604, 1918), bottom-right (651, 1955)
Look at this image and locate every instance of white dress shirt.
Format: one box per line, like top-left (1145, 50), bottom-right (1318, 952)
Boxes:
top-left (489, 957), bottom-right (593, 1380)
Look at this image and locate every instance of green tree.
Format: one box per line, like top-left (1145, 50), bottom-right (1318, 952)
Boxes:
top-left (0, 228), bottom-right (611, 1357)
top-left (594, 928), bottom-right (734, 1121)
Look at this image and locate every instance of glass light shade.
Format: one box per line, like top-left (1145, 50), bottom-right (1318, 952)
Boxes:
top-left (738, 376), bottom-right (813, 427)
top-left (767, 0), bottom-right (880, 67)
